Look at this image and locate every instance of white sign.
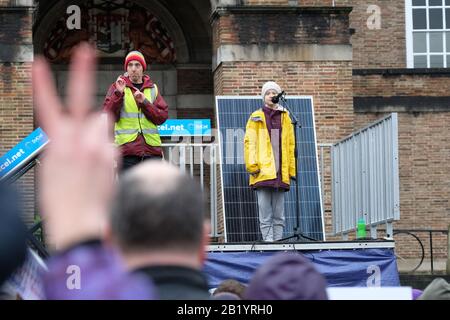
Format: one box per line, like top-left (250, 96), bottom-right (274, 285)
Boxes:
top-left (327, 287), bottom-right (413, 300)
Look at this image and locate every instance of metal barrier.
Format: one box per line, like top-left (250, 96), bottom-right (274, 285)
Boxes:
top-left (162, 143), bottom-right (220, 238)
top-left (331, 113), bottom-right (400, 239)
top-left (27, 221), bottom-right (49, 259)
top-left (392, 229), bottom-right (449, 274)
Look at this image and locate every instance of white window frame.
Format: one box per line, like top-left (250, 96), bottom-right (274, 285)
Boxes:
top-left (405, 0), bottom-right (450, 68)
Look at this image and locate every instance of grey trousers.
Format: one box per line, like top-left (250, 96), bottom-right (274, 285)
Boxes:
top-left (256, 189), bottom-right (286, 241)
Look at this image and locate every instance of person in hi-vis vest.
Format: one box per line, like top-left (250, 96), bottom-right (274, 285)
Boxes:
top-left (103, 51), bottom-right (168, 172)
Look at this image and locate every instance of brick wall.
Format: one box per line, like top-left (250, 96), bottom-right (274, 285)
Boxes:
top-left (317, 143), bottom-right (333, 238)
top-left (178, 69), bottom-right (214, 95)
top-left (212, 8), bottom-right (351, 51)
top-left (0, 5), bottom-right (35, 225)
top-left (354, 73), bottom-right (450, 97)
top-left (0, 6), bottom-right (33, 42)
top-left (0, 64), bottom-right (33, 155)
top-left (335, 0), bottom-right (406, 69)
top-left (223, 1), bottom-right (406, 69)
top-left (214, 61), bottom-right (354, 141)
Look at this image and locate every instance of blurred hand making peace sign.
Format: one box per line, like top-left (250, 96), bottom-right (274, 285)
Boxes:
top-left (33, 43), bottom-right (119, 251)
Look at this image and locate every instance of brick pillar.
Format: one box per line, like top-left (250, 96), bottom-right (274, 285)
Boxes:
top-left (0, 1), bottom-right (35, 225)
top-left (211, 5), bottom-right (354, 240)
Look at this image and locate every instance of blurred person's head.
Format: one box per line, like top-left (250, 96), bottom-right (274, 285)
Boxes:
top-left (418, 278), bottom-right (450, 300)
top-left (244, 252), bottom-right (328, 300)
top-left (109, 161), bottom-right (209, 270)
top-left (213, 279), bottom-right (246, 299)
top-left (213, 292), bottom-right (240, 300)
top-left (0, 184), bottom-right (27, 286)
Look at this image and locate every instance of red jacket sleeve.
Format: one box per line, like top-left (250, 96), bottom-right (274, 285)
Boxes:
top-left (102, 84), bottom-right (124, 122)
top-left (139, 93), bottom-right (169, 125)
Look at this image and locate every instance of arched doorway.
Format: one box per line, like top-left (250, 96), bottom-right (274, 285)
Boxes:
top-left (33, 0), bottom-right (213, 118)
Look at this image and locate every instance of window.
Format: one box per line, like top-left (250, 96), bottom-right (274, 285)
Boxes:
top-left (406, 0), bottom-right (450, 68)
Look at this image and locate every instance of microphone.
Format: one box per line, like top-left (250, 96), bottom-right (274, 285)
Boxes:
top-left (271, 91), bottom-right (285, 104)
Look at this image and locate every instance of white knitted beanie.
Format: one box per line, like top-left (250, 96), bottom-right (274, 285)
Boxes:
top-left (261, 81), bottom-right (281, 101)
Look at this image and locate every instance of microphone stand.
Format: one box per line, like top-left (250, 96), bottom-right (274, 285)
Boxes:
top-left (277, 94), bottom-right (317, 242)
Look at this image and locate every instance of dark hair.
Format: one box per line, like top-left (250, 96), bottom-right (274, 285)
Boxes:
top-left (245, 253), bottom-right (329, 300)
top-left (0, 184), bottom-right (27, 286)
top-left (110, 164), bottom-right (206, 253)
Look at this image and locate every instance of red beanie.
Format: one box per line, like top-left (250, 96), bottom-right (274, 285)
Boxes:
top-left (124, 51), bottom-right (147, 71)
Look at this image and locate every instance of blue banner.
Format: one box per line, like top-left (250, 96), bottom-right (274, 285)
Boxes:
top-left (158, 119), bottom-right (211, 137)
top-left (203, 248), bottom-right (400, 289)
top-left (0, 128), bottom-right (49, 180)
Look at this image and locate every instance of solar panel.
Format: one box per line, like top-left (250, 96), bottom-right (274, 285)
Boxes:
top-left (216, 96), bottom-right (324, 242)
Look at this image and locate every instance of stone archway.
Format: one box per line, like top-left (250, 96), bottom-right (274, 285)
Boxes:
top-left (33, 0), bottom-right (214, 117)
top-left (33, 0), bottom-right (190, 64)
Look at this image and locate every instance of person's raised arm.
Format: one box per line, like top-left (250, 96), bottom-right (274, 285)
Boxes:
top-left (33, 43), bottom-right (155, 300)
top-left (34, 43), bottom-right (117, 251)
top-left (137, 89), bottom-right (169, 125)
top-left (102, 76), bottom-right (126, 121)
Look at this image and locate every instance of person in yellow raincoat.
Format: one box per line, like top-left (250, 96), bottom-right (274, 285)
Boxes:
top-left (244, 81), bottom-right (296, 241)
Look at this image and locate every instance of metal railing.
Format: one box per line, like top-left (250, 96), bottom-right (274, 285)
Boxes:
top-left (331, 113), bottom-right (400, 238)
top-left (27, 221), bottom-right (49, 259)
top-left (392, 229), bottom-right (449, 274)
top-left (162, 143), bottom-right (221, 238)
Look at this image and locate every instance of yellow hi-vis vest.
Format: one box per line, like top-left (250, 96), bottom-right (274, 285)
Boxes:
top-left (114, 85), bottom-right (161, 147)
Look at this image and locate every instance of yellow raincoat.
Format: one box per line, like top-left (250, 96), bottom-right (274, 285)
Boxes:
top-left (244, 107), bottom-right (296, 186)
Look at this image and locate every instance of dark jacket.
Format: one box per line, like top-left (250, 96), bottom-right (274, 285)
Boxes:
top-left (134, 265), bottom-right (211, 300)
top-left (419, 278), bottom-right (450, 300)
top-left (245, 252), bottom-right (328, 300)
top-left (0, 184), bottom-right (27, 286)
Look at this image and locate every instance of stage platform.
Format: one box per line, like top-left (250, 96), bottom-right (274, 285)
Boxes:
top-left (204, 240), bottom-right (399, 289)
top-left (207, 239), bottom-right (395, 251)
